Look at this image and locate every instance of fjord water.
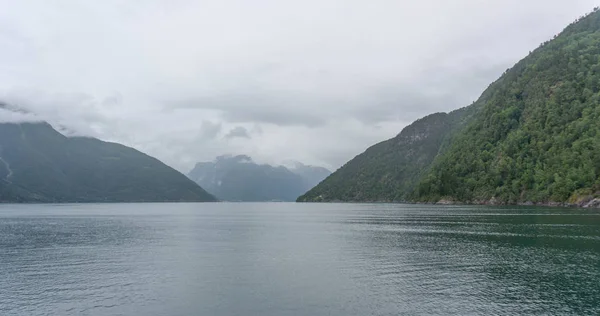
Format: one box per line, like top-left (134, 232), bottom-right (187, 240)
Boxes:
top-left (0, 203), bottom-right (598, 315)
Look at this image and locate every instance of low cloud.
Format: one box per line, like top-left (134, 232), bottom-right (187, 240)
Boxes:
top-left (225, 126), bottom-right (251, 139)
top-left (171, 94), bottom-right (329, 127)
top-left (0, 107), bottom-right (41, 124)
top-left (198, 120), bottom-right (222, 140)
top-left (0, 1), bottom-right (597, 172)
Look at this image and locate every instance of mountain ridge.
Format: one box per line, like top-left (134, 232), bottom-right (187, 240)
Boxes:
top-left (299, 8), bottom-right (600, 207)
top-left (0, 121), bottom-right (217, 203)
top-left (189, 155), bottom-right (330, 202)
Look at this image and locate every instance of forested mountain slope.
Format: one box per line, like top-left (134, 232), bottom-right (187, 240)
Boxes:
top-left (300, 8), bottom-right (600, 206)
top-left (0, 122), bottom-right (217, 203)
top-left (416, 9), bottom-right (600, 204)
top-left (297, 112), bottom-right (465, 202)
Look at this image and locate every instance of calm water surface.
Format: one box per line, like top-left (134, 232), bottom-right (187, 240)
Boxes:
top-left (0, 203), bottom-right (599, 315)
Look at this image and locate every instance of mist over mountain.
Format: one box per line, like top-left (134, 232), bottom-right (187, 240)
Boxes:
top-left (286, 161), bottom-right (332, 190)
top-left (300, 8), bottom-right (600, 207)
top-left (2, 2), bottom-right (596, 172)
top-left (0, 119), bottom-right (216, 203)
top-left (188, 155), bottom-right (330, 201)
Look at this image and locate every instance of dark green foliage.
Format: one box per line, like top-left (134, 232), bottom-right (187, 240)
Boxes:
top-left (298, 112), bottom-right (466, 202)
top-left (0, 122), bottom-right (217, 202)
top-left (189, 155), bottom-right (330, 201)
top-left (300, 9), bottom-right (600, 205)
top-left (416, 9), bottom-right (600, 204)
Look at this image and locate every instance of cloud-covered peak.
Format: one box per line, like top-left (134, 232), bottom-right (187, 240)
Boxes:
top-left (0, 1), bottom-right (597, 171)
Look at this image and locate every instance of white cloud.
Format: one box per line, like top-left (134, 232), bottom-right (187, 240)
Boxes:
top-left (0, 0), bottom-right (597, 172)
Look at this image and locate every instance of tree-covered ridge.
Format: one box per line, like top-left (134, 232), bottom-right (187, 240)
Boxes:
top-left (299, 8), bottom-right (600, 205)
top-left (0, 122), bottom-right (217, 203)
top-left (416, 8), bottom-right (600, 204)
top-left (297, 111), bottom-right (464, 202)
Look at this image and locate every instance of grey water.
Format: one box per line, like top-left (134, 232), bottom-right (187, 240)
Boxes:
top-left (0, 203), bottom-right (599, 316)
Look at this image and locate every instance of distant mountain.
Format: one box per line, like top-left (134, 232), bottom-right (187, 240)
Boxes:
top-left (300, 8), bottom-right (600, 206)
top-left (0, 122), bottom-right (217, 203)
top-left (188, 155), bottom-right (331, 201)
top-left (285, 161), bottom-right (332, 190)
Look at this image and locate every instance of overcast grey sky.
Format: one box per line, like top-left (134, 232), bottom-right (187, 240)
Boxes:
top-left (0, 0), bottom-right (598, 172)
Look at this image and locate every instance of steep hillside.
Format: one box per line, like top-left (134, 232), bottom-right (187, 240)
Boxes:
top-left (300, 8), bottom-right (600, 205)
top-left (297, 111), bottom-right (466, 202)
top-left (416, 9), bottom-right (600, 204)
top-left (0, 122), bottom-right (216, 202)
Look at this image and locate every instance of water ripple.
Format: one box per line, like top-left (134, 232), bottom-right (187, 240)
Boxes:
top-left (0, 203), bottom-right (598, 316)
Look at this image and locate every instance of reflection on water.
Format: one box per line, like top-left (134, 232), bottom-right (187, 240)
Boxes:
top-left (0, 203), bottom-right (598, 315)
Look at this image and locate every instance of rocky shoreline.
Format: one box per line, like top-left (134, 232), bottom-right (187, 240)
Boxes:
top-left (435, 197), bottom-right (600, 208)
top-left (301, 197), bottom-right (600, 208)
